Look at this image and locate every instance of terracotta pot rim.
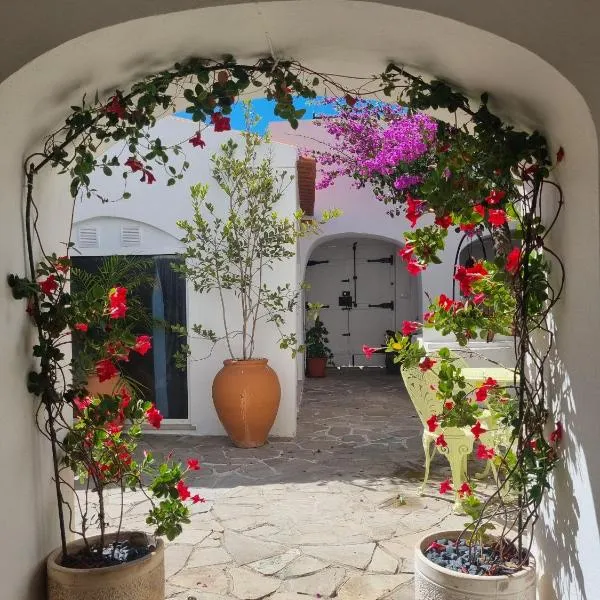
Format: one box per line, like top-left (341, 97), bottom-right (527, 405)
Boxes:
top-left (222, 358), bottom-right (269, 366)
top-left (48, 532), bottom-right (164, 576)
top-left (415, 530), bottom-right (535, 582)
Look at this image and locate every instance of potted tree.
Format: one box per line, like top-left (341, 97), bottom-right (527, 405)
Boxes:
top-left (305, 316), bottom-right (333, 377)
top-left (8, 254), bottom-right (202, 600)
top-left (175, 111), bottom-right (338, 448)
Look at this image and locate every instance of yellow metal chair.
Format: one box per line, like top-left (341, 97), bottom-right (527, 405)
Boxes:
top-left (401, 359), bottom-right (503, 511)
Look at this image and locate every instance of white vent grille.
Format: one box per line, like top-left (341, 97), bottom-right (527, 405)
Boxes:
top-left (120, 225), bottom-right (142, 247)
top-left (78, 227), bottom-right (98, 248)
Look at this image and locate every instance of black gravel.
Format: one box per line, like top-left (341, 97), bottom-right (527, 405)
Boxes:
top-left (61, 541), bottom-right (152, 569)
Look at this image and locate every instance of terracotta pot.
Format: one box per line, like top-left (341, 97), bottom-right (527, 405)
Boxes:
top-left (414, 530), bottom-right (536, 600)
top-left (306, 357), bottom-right (327, 378)
top-left (212, 358), bottom-right (281, 448)
top-left (47, 532), bottom-right (164, 600)
top-left (85, 375), bottom-right (125, 397)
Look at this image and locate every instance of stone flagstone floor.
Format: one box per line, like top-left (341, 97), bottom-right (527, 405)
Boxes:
top-left (98, 369), bottom-right (470, 599)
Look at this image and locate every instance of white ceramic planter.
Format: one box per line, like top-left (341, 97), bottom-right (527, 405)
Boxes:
top-left (47, 532), bottom-right (164, 600)
top-left (414, 530), bottom-right (536, 600)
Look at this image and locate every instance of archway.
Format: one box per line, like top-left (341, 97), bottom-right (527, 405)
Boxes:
top-left (304, 234), bottom-right (420, 369)
top-left (0, 4), bottom-right (598, 599)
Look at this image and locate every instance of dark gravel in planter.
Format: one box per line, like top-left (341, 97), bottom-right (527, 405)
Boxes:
top-left (61, 540), bottom-right (153, 569)
top-left (424, 538), bottom-right (525, 576)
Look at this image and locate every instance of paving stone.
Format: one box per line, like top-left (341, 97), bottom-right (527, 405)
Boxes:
top-left (229, 566), bottom-right (281, 599)
top-left (83, 371), bottom-right (464, 599)
top-left (337, 574), bottom-right (413, 600)
top-left (224, 530), bottom-right (286, 565)
top-left (282, 566), bottom-right (347, 597)
top-left (304, 542), bottom-right (376, 569)
top-left (169, 565), bottom-right (230, 594)
top-left (279, 555), bottom-right (329, 579)
top-left (368, 547), bottom-right (398, 574)
top-left (164, 543), bottom-right (193, 578)
top-left (248, 549), bottom-right (302, 575)
top-left (187, 547), bottom-right (233, 568)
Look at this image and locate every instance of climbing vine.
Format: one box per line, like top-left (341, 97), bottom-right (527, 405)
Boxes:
top-left (13, 54), bottom-right (563, 571)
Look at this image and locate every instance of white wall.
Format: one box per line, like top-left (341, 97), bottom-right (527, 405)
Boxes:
top-left (1, 2), bottom-right (599, 597)
top-left (270, 121), bottom-right (515, 370)
top-left (73, 117), bottom-right (300, 437)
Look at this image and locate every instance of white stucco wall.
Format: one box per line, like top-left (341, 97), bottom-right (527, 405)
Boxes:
top-left (73, 117), bottom-right (300, 437)
top-left (1, 2), bottom-right (599, 598)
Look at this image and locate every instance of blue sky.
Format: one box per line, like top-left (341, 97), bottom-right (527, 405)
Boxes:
top-left (175, 96), bottom-right (338, 134)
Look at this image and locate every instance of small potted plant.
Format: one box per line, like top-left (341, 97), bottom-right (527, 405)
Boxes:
top-left (175, 108), bottom-right (339, 448)
top-left (305, 317), bottom-right (333, 377)
top-left (9, 254), bottom-right (202, 600)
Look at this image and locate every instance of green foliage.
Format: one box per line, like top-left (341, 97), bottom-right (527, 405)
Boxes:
top-left (305, 317), bottom-right (333, 360)
top-left (175, 109), bottom-right (337, 360)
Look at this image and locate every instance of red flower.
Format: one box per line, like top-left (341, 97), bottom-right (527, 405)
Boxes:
top-left (506, 247), bottom-right (521, 275)
top-left (398, 243), bottom-right (414, 262)
top-left (141, 169), bottom-right (156, 185)
top-left (176, 480), bottom-right (191, 501)
top-left (189, 131), bottom-right (206, 148)
top-left (473, 293), bottom-right (486, 305)
top-left (458, 482), bottom-right (472, 498)
top-left (556, 146), bottom-right (565, 163)
top-left (146, 405), bottom-right (163, 429)
top-left (118, 449), bottom-right (132, 466)
top-left (550, 421), bottom-right (563, 444)
top-left (485, 189), bottom-right (506, 205)
top-left (74, 323), bottom-right (88, 332)
top-left (74, 396), bottom-right (91, 412)
top-left (124, 157), bottom-right (143, 173)
top-left (438, 294), bottom-right (454, 311)
top-left (105, 95), bottom-right (127, 119)
top-left (423, 311), bottom-right (435, 323)
top-left (406, 259), bottom-right (426, 276)
top-left (405, 194), bottom-right (426, 228)
top-left (476, 443), bottom-right (495, 460)
top-left (427, 541), bottom-right (446, 552)
top-left (401, 320), bottom-right (421, 336)
top-left (439, 479), bottom-right (453, 495)
top-left (119, 387), bottom-right (131, 409)
top-left (444, 401), bottom-right (454, 410)
top-left (471, 421), bottom-right (487, 439)
top-left (454, 262), bottom-right (488, 296)
top-left (134, 335), bottom-right (152, 356)
top-left (211, 113), bottom-right (231, 132)
top-left (191, 494), bottom-right (206, 504)
top-left (435, 434), bottom-right (447, 448)
top-left (434, 214), bottom-right (453, 229)
top-left (419, 357), bottom-right (436, 372)
top-left (39, 275), bottom-right (58, 296)
top-left (426, 414), bottom-right (438, 433)
top-left (53, 256), bottom-right (70, 273)
top-left (96, 359), bottom-right (119, 382)
top-left (475, 379), bottom-right (496, 403)
top-left (488, 209), bottom-right (508, 227)
top-left (362, 345), bottom-right (377, 359)
top-left (460, 223), bottom-right (476, 234)
top-left (528, 439), bottom-right (538, 450)
top-left (473, 204), bottom-right (486, 218)
top-left (108, 286), bottom-right (127, 319)
top-left (107, 421), bottom-right (123, 435)
top-left (187, 458), bottom-right (201, 471)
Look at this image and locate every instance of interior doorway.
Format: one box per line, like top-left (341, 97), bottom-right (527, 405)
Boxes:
top-left (304, 236), bottom-right (420, 368)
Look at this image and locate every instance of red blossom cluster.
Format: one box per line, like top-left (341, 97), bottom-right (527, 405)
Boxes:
top-left (124, 157), bottom-right (156, 184)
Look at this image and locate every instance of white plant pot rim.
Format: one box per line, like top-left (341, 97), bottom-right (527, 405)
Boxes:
top-left (415, 530), bottom-right (536, 593)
